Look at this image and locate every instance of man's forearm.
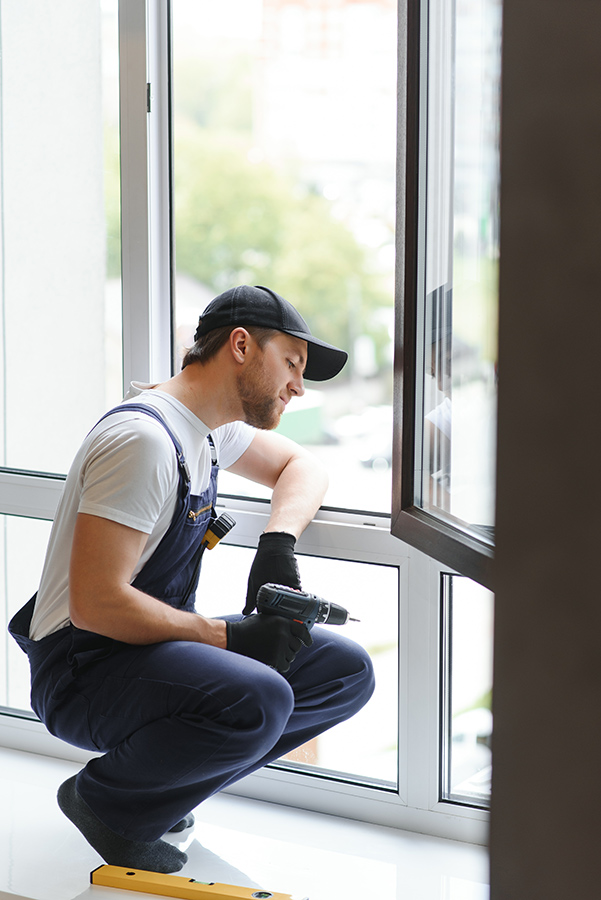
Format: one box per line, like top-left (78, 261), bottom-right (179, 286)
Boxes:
top-left (263, 453), bottom-right (328, 538)
top-left (69, 512), bottom-right (228, 648)
top-left (70, 584), bottom-right (227, 648)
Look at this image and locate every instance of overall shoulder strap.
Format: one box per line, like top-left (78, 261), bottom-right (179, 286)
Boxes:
top-left (92, 403), bottom-right (191, 485)
top-left (207, 433), bottom-right (218, 466)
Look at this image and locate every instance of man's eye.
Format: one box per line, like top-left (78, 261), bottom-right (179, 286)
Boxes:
top-left (287, 359), bottom-right (295, 369)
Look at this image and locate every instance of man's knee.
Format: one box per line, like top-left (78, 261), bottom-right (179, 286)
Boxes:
top-left (292, 629), bottom-right (376, 716)
top-left (240, 663), bottom-right (297, 733)
top-left (353, 642), bottom-right (376, 708)
top-left (333, 636), bottom-right (376, 710)
top-left (170, 657), bottom-right (296, 756)
top-left (76, 643), bottom-right (295, 757)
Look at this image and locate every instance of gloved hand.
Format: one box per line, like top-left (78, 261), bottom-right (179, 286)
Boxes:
top-left (226, 613), bottom-right (312, 674)
top-left (244, 531), bottom-right (301, 615)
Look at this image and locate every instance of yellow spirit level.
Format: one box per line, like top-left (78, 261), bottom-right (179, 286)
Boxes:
top-left (90, 866), bottom-right (302, 900)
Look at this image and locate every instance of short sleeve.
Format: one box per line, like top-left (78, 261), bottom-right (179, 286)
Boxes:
top-left (77, 416), bottom-right (179, 533)
top-left (211, 420), bottom-right (255, 470)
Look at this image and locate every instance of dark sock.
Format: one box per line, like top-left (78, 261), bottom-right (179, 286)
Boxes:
top-left (57, 775), bottom-right (188, 874)
top-left (168, 813), bottom-right (195, 833)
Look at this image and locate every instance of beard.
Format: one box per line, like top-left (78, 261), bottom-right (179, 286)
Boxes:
top-left (236, 358), bottom-right (282, 430)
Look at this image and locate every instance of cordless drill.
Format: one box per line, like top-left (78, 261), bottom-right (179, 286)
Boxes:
top-left (256, 582), bottom-right (359, 630)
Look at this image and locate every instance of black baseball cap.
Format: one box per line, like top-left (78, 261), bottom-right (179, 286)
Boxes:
top-left (194, 285), bottom-right (348, 381)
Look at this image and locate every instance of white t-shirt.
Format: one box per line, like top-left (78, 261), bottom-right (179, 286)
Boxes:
top-left (29, 384), bottom-right (255, 640)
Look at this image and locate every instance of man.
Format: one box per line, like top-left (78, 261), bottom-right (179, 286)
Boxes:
top-left (9, 285), bottom-right (375, 874)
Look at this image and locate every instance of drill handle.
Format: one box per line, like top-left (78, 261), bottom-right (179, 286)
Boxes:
top-left (256, 583), bottom-right (354, 628)
top-left (256, 583), bottom-right (320, 629)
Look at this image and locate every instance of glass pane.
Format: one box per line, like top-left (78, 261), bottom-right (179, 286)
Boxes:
top-left (0, 0), bottom-right (122, 476)
top-left (172, 0), bottom-right (397, 513)
top-left (416, 0), bottom-right (501, 539)
top-left (199, 543), bottom-right (399, 787)
top-left (0, 515), bottom-right (52, 712)
top-left (441, 574), bottom-right (493, 806)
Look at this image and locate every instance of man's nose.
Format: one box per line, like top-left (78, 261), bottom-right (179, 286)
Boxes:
top-left (290, 372), bottom-right (305, 397)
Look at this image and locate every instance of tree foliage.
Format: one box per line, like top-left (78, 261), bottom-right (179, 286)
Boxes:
top-left (104, 52), bottom-right (393, 370)
top-left (174, 128), bottom-right (390, 362)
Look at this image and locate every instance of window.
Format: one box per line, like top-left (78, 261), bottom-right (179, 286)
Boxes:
top-left (392, 0), bottom-right (502, 588)
top-left (0, 0), bottom-right (122, 475)
top-left (0, 0), bottom-right (121, 712)
top-left (172, 0), bottom-right (397, 513)
top-left (200, 543), bottom-right (399, 788)
top-left (170, 0), bottom-right (401, 797)
top-left (0, 0), bottom-right (490, 845)
top-left (441, 575), bottom-right (493, 806)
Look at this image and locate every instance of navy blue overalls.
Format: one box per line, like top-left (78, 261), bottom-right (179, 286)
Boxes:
top-left (9, 404), bottom-right (375, 842)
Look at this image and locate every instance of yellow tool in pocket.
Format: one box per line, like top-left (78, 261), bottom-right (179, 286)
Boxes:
top-left (90, 865), bottom-right (305, 900)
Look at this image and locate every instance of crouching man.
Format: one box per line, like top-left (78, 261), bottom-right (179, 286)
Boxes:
top-left (9, 285), bottom-right (375, 873)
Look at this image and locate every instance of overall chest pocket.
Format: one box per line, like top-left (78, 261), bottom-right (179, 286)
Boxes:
top-left (187, 502), bottom-right (213, 523)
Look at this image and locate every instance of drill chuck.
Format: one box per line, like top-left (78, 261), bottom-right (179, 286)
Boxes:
top-left (256, 583), bottom-right (357, 629)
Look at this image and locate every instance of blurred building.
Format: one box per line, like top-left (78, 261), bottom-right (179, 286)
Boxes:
top-left (256, 0), bottom-right (397, 249)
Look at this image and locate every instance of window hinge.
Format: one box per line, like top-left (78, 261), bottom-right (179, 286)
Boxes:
top-left (147, 82), bottom-right (151, 113)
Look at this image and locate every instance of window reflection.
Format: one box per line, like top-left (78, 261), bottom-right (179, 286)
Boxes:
top-left (418, 0), bottom-right (501, 539)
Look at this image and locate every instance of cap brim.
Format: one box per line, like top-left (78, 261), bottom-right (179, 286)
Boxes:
top-left (286, 331), bottom-right (348, 381)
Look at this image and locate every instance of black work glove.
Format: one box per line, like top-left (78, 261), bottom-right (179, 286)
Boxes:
top-left (244, 532), bottom-right (301, 615)
top-left (226, 613), bottom-right (312, 674)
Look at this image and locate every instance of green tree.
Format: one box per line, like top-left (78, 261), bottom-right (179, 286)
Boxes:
top-left (174, 129), bottom-right (390, 364)
top-left (174, 55), bottom-right (253, 135)
top-left (104, 51), bottom-right (394, 370)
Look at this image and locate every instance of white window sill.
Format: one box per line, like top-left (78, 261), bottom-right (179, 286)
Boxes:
top-left (0, 745), bottom-right (489, 900)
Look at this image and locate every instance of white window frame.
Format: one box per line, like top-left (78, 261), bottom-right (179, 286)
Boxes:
top-left (0, 0), bottom-right (489, 846)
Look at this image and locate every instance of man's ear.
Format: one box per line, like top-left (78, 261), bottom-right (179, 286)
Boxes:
top-left (229, 327), bottom-right (251, 364)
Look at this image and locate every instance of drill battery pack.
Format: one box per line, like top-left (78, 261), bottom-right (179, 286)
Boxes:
top-left (90, 865), bottom-right (302, 900)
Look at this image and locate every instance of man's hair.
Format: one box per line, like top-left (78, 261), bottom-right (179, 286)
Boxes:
top-left (181, 325), bottom-right (279, 369)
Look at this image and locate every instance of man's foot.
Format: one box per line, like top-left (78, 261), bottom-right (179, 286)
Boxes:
top-left (57, 775), bottom-right (188, 874)
top-left (168, 813), bottom-right (195, 833)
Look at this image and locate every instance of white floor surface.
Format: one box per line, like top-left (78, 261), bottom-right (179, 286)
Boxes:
top-left (0, 747), bottom-right (489, 900)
